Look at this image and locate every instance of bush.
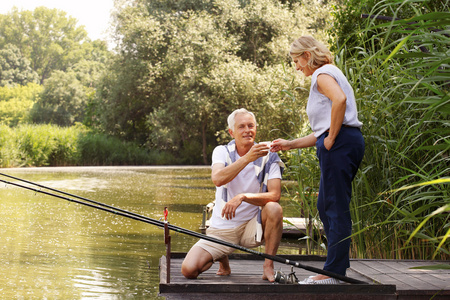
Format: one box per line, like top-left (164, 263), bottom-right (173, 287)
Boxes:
top-left (0, 83), bottom-right (42, 126)
top-left (0, 124), bottom-right (167, 167)
top-left (78, 132), bottom-right (152, 166)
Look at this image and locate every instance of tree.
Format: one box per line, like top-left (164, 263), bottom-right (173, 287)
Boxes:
top-left (0, 7), bottom-right (111, 129)
top-left (0, 7), bottom-right (98, 83)
top-left (0, 44), bottom-right (38, 87)
top-left (0, 83), bottom-right (42, 126)
top-left (98, 0), bottom-right (334, 164)
top-left (31, 70), bottom-right (88, 126)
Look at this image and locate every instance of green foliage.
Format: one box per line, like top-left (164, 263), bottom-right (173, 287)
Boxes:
top-left (0, 6), bottom-right (112, 129)
top-left (100, 0), bottom-right (334, 164)
top-left (0, 7), bottom-right (91, 83)
top-left (29, 41), bottom-right (110, 127)
top-left (0, 124), bottom-right (168, 167)
top-left (77, 132), bottom-right (152, 166)
top-left (328, 0), bottom-right (449, 53)
top-left (0, 44), bottom-right (39, 87)
top-left (30, 71), bottom-right (89, 126)
top-left (345, 1), bottom-right (450, 260)
top-left (0, 123), bottom-right (67, 167)
top-left (0, 83), bottom-right (42, 126)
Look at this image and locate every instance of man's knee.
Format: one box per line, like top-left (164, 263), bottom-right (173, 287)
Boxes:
top-left (181, 246), bottom-right (213, 279)
top-left (181, 260), bottom-right (199, 279)
top-left (264, 201), bottom-right (283, 221)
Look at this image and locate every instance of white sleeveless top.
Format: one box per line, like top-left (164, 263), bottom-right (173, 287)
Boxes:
top-left (306, 64), bottom-right (362, 137)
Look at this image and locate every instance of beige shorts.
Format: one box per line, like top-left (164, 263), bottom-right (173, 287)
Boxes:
top-left (194, 216), bottom-right (264, 261)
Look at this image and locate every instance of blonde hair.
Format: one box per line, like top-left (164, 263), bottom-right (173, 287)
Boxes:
top-left (290, 36), bottom-right (333, 70)
top-left (227, 108), bottom-right (256, 130)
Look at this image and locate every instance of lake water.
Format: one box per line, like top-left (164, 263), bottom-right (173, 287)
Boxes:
top-left (0, 166), bottom-right (304, 299)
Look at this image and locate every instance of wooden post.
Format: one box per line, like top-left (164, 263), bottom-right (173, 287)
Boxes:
top-left (164, 207), bottom-right (171, 283)
top-left (199, 205), bottom-right (207, 233)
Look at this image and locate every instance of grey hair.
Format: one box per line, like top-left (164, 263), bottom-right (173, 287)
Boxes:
top-left (289, 36), bottom-right (333, 70)
top-left (227, 108), bottom-right (256, 130)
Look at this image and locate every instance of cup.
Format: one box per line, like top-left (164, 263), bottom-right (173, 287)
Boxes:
top-left (259, 141), bottom-right (272, 147)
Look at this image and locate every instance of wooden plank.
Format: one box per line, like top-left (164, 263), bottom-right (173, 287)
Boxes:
top-left (161, 283), bottom-right (396, 295)
top-left (162, 293), bottom-right (398, 300)
top-left (349, 260), bottom-right (450, 291)
top-left (353, 260), bottom-right (400, 274)
top-left (396, 289), bottom-right (450, 300)
top-left (159, 256), bottom-right (168, 284)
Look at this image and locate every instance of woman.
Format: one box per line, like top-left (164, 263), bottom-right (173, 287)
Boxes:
top-left (271, 36), bottom-right (365, 284)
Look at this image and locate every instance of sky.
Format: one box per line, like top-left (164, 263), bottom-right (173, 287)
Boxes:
top-left (0, 0), bottom-right (115, 47)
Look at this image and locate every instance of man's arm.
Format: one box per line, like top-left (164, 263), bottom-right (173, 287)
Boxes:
top-left (211, 143), bottom-right (271, 187)
top-left (221, 178), bottom-right (281, 220)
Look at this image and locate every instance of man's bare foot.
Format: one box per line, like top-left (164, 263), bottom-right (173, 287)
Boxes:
top-left (261, 263), bottom-right (275, 282)
top-left (216, 256), bottom-right (231, 276)
top-left (216, 265), bottom-right (231, 276)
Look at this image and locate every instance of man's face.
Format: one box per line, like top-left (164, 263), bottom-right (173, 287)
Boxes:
top-left (229, 113), bottom-right (257, 147)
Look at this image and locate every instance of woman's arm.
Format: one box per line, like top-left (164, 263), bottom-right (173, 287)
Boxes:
top-left (317, 74), bottom-right (346, 150)
top-left (271, 133), bottom-right (317, 152)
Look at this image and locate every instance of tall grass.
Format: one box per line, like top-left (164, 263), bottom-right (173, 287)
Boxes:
top-left (0, 124), bottom-right (173, 167)
top-left (284, 0), bottom-right (449, 260)
top-left (344, 0), bottom-right (449, 260)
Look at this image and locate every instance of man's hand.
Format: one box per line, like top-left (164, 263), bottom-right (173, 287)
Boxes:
top-left (244, 143), bottom-right (270, 162)
top-left (221, 194), bottom-right (245, 220)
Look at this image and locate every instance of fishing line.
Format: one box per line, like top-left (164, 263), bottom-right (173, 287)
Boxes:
top-left (0, 173), bottom-right (368, 284)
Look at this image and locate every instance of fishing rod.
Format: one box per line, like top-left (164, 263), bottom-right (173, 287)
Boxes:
top-left (0, 172), bottom-right (164, 224)
top-left (0, 173), bottom-right (368, 284)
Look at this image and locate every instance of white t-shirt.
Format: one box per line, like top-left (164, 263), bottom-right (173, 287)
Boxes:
top-left (209, 145), bottom-right (282, 229)
top-left (306, 64), bottom-right (363, 137)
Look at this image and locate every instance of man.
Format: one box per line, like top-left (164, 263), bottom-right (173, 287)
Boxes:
top-left (181, 108), bottom-right (284, 282)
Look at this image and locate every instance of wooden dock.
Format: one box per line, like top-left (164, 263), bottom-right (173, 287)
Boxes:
top-left (159, 253), bottom-right (450, 300)
top-left (281, 217), bottom-right (323, 236)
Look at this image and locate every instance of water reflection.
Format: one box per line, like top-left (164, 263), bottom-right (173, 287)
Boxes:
top-left (0, 166), bottom-right (301, 299)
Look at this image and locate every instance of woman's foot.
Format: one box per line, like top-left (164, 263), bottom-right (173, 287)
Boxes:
top-left (298, 274), bottom-right (342, 284)
top-left (311, 275), bottom-right (330, 281)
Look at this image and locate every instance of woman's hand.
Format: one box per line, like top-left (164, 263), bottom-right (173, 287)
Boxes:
top-left (324, 136), bottom-right (335, 151)
top-left (270, 139), bottom-right (291, 152)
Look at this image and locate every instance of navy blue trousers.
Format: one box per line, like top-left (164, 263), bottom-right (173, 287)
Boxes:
top-left (316, 127), bottom-right (365, 276)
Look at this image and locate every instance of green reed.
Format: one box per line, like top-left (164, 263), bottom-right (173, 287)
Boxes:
top-left (344, 0), bottom-right (449, 260)
top-left (0, 123), bottom-right (69, 167)
top-left (0, 124), bottom-right (168, 167)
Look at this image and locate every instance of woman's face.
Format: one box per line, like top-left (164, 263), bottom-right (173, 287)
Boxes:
top-left (292, 52), bottom-right (314, 77)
